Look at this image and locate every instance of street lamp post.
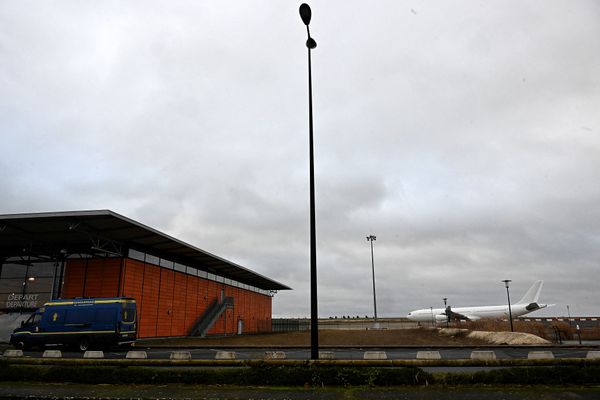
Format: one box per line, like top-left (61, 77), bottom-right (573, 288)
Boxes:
top-left (366, 235), bottom-right (378, 325)
top-left (502, 280), bottom-right (514, 332)
top-left (299, 3), bottom-right (319, 360)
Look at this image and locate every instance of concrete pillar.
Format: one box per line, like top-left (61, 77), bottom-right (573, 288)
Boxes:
top-left (586, 351), bottom-right (600, 359)
top-left (3, 349), bottom-right (23, 357)
top-left (264, 351), bottom-right (286, 359)
top-left (126, 350), bottom-right (148, 359)
top-left (170, 351), bottom-right (192, 360)
top-left (83, 351), bottom-right (105, 359)
top-left (42, 350), bottom-right (62, 358)
top-left (215, 351), bottom-right (236, 360)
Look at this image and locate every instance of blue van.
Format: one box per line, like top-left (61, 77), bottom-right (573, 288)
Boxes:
top-left (10, 297), bottom-right (137, 351)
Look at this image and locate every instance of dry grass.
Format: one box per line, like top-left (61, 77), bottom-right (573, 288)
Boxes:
top-left (138, 328), bottom-right (490, 347)
top-left (459, 320), bottom-right (600, 341)
top-left (463, 320), bottom-right (548, 338)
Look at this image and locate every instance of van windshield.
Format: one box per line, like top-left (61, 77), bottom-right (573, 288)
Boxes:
top-left (25, 313), bottom-right (42, 325)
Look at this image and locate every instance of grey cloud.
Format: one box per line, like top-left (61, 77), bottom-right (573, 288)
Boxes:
top-left (1, 1), bottom-right (599, 317)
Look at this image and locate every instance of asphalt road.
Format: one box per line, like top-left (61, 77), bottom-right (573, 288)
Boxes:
top-left (13, 346), bottom-right (597, 360)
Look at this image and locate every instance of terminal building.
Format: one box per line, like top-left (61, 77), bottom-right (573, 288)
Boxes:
top-left (0, 210), bottom-right (290, 339)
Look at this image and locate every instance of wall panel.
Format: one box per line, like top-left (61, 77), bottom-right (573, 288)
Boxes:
top-left (62, 259), bottom-right (86, 298)
top-left (156, 268), bottom-right (174, 337)
top-left (139, 264), bottom-right (160, 338)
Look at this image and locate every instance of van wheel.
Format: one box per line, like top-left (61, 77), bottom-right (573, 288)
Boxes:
top-left (14, 341), bottom-right (26, 350)
top-left (78, 337), bottom-right (90, 352)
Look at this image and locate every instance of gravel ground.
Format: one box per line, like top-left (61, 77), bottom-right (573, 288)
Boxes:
top-left (136, 328), bottom-right (491, 347)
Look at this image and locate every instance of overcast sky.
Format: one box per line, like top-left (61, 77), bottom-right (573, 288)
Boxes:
top-left (1, 1), bottom-right (599, 318)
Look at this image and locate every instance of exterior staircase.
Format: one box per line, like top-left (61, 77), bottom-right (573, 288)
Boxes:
top-left (189, 297), bottom-right (234, 337)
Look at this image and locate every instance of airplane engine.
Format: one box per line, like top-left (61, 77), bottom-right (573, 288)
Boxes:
top-left (435, 315), bottom-right (447, 322)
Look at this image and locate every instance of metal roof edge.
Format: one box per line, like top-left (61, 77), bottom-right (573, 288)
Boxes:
top-left (0, 209), bottom-right (291, 291)
top-left (0, 209), bottom-right (113, 219)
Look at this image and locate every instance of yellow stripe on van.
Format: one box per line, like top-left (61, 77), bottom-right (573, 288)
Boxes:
top-left (13, 330), bottom-right (137, 336)
top-left (44, 299), bottom-right (136, 306)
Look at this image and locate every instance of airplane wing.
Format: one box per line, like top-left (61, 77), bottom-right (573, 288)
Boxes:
top-left (526, 302), bottom-right (554, 311)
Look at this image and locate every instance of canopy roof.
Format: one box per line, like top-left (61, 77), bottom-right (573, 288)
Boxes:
top-left (0, 210), bottom-right (290, 291)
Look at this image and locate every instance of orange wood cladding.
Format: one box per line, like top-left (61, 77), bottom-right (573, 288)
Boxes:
top-left (61, 257), bottom-right (272, 338)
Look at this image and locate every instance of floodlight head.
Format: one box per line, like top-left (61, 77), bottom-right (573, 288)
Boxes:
top-left (299, 3), bottom-right (312, 25)
top-left (502, 279), bottom-right (511, 288)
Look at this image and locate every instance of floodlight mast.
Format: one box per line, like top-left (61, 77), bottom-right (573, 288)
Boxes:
top-left (367, 235), bottom-right (377, 323)
top-left (299, 2), bottom-right (319, 360)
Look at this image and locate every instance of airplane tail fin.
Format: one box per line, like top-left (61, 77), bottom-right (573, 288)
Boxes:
top-left (516, 280), bottom-right (543, 305)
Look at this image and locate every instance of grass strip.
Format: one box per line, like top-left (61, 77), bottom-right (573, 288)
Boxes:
top-left (1, 359), bottom-right (600, 387)
top-left (0, 362), bottom-right (427, 387)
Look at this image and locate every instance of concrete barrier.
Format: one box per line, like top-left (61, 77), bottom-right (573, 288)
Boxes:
top-left (363, 351), bottom-right (387, 360)
top-left (83, 351), bottom-right (105, 359)
top-left (416, 351), bottom-right (442, 360)
top-left (470, 351), bottom-right (496, 360)
top-left (586, 351), bottom-right (600, 359)
top-left (170, 351), bottom-right (192, 360)
top-left (264, 351), bottom-right (286, 359)
top-left (215, 351), bottom-right (236, 360)
top-left (126, 350), bottom-right (148, 359)
top-left (527, 351), bottom-right (554, 359)
top-left (319, 351), bottom-right (335, 360)
top-left (3, 349), bottom-right (23, 357)
top-left (42, 350), bottom-right (62, 358)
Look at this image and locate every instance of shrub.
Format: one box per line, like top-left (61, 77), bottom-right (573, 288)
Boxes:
top-left (0, 363), bottom-right (429, 387)
top-left (437, 366), bottom-right (600, 385)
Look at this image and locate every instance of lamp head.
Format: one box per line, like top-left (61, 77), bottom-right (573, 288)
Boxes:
top-left (299, 3), bottom-right (312, 26)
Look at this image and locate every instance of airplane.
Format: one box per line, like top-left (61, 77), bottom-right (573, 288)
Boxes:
top-left (407, 280), bottom-right (550, 323)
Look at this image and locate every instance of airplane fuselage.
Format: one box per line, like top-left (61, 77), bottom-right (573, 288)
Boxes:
top-left (407, 303), bottom-right (540, 322)
top-left (407, 281), bottom-right (549, 323)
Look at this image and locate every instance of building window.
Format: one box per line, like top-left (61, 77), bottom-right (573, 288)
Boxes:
top-left (0, 262), bottom-right (54, 311)
top-left (145, 254), bottom-right (160, 266)
top-left (128, 249), bottom-right (145, 262)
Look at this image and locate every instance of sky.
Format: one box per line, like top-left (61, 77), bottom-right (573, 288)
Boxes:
top-left (1, 1), bottom-right (599, 318)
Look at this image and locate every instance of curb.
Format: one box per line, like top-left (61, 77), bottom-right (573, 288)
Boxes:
top-left (3, 357), bottom-right (600, 368)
